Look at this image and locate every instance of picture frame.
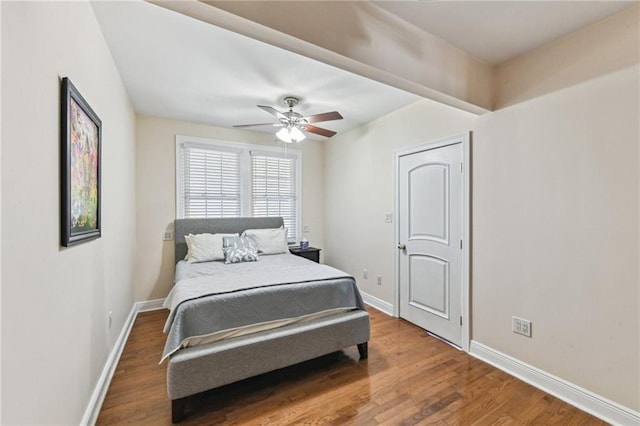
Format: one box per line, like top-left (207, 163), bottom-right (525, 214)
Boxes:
top-left (60, 77), bottom-right (102, 247)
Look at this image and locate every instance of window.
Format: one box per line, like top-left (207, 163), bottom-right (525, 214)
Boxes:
top-left (176, 136), bottom-right (301, 241)
top-left (180, 144), bottom-right (241, 218)
top-left (251, 151), bottom-right (298, 240)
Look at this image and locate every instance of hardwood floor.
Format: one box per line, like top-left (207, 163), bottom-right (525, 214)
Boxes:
top-left (97, 308), bottom-right (606, 425)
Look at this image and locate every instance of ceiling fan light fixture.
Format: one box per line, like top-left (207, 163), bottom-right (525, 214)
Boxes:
top-left (235, 97), bottom-right (342, 141)
top-left (276, 126), bottom-right (306, 143)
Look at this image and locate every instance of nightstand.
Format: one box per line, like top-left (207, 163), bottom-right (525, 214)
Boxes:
top-left (289, 246), bottom-right (321, 263)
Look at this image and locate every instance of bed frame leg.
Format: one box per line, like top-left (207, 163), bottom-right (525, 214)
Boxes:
top-left (172, 397), bottom-right (188, 423)
top-left (357, 342), bottom-right (368, 359)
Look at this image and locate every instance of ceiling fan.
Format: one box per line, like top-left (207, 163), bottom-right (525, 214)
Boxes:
top-left (233, 96), bottom-right (343, 143)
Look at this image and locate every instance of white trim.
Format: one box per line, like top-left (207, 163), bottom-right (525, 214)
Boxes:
top-left (461, 132), bottom-right (471, 352)
top-left (360, 291), bottom-right (394, 316)
top-left (136, 298), bottom-right (166, 312)
top-left (80, 305), bottom-right (137, 425)
top-left (81, 299), bottom-right (166, 425)
top-left (393, 132), bottom-right (471, 352)
top-left (470, 340), bottom-right (640, 426)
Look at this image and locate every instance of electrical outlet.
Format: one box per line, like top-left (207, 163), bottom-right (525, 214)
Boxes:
top-left (512, 316), bottom-right (532, 337)
top-left (303, 224), bottom-right (310, 233)
top-left (377, 275), bottom-right (382, 286)
top-left (384, 213), bottom-right (393, 223)
top-left (108, 311), bottom-right (113, 330)
top-left (163, 231), bottom-right (174, 241)
top-left (363, 269), bottom-right (368, 279)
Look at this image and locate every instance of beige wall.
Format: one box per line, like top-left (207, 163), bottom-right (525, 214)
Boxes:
top-left (323, 100), bottom-right (476, 302)
top-left (324, 5), bottom-right (639, 412)
top-left (494, 5), bottom-right (639, 109)
top-left (135, 115), bottom-right (324, 301)
top-left (1, 2), bottom-right (136, 424)
top-left (473, 7), bottom-right (639, 410)
top-left (474, 64), bottom-right (639, 410)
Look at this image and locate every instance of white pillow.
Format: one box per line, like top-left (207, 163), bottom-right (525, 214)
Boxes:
top-left (242, 227), bottom-right (288, 255)
top-left (185, 233), bottom-right (238, 263)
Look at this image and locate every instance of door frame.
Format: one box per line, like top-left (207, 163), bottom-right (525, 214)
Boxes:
top-left (393, 132), bottom-right (471, 352)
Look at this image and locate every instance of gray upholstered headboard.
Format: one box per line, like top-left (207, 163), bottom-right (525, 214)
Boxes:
top-left (174, 217), bottom-right (284, 264)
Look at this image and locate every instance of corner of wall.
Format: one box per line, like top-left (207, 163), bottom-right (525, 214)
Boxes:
top-left (493, 4), bottom-right (639, 109)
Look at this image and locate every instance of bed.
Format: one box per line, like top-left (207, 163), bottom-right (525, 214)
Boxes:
top-left (164, 217), bottom-right (370, 423)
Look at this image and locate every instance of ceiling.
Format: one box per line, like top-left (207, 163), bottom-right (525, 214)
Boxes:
top-left (92, 1), bottom-right (634, 140)
top-left (374, 1), bottom-right (635, 65)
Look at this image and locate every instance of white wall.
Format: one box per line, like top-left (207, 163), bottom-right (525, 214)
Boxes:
top-left (1, 2), bottom-right (136, 424)
top-left (135, 115), bottom-right (325, 301)
top-left (323, 99), bottom-right (476, 303)
top-left (473, 6), bottom-right (639, 410)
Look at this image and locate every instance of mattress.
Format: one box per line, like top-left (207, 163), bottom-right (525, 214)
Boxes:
top-left (162, 253), bottom-right (367, 361)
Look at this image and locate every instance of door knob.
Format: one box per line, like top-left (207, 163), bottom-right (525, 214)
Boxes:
top-left (397, 243), bottom-right (406, 250)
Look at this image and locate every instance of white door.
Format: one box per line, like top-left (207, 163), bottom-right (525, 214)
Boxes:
top-left (398, 137), bottom-right (464, 347)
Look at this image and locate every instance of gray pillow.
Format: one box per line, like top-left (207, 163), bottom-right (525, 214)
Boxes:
top-left (222, 236), bottom-right (259, 264)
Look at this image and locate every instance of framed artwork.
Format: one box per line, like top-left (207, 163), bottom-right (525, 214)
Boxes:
top-left (61, 77), bottom-right (102, 246)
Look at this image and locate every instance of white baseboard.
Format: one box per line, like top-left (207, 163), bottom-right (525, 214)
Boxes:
top-left (136, 298), bottom-right (165, 312)
top-left (80, 298), bottom-right (166, 425)
top-left (470, 340), bottom-right (640, 426)
top-left (360, 291), bottom-right (394, 316)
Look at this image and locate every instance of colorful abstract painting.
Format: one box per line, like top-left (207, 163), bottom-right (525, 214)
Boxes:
top-left (70, 97), bottom-right (99, 233)
top-left (61, 77), bottom-right (101, 246)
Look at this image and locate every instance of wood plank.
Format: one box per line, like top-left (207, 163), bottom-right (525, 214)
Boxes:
top-left (96, 308), bottom-right (608, 425)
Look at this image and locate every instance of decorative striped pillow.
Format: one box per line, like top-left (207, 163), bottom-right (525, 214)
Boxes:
top-left (222, 236), bottom-right (259, 264)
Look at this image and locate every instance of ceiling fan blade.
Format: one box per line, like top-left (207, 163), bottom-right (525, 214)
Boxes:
top-left (232, 122), bottom-right (283, 128)
top-left (257, 105), bottom-right (287, 120)
top-left (305, 124), bottom-right (337, 138)
top-left (303, 111), bottom-right (343, 123)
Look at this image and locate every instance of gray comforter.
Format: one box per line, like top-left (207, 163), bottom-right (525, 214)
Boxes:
top-left (162, 253), bottom-right (366, 361)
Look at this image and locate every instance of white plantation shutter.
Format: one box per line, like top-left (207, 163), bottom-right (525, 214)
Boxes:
top-left (176, 136), bottom-right (301, 240)
top-left (251, 151), bottom-right (298, 241)
top-left (181, 144), bottom-right (241, 218)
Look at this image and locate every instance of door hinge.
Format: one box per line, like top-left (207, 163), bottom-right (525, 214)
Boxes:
top-left (460, 316), bottom-right (463, 326)
top-left (460, 240), bottom-right (462, 249)
top-left (460, 163), bottom-right (463, 173)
